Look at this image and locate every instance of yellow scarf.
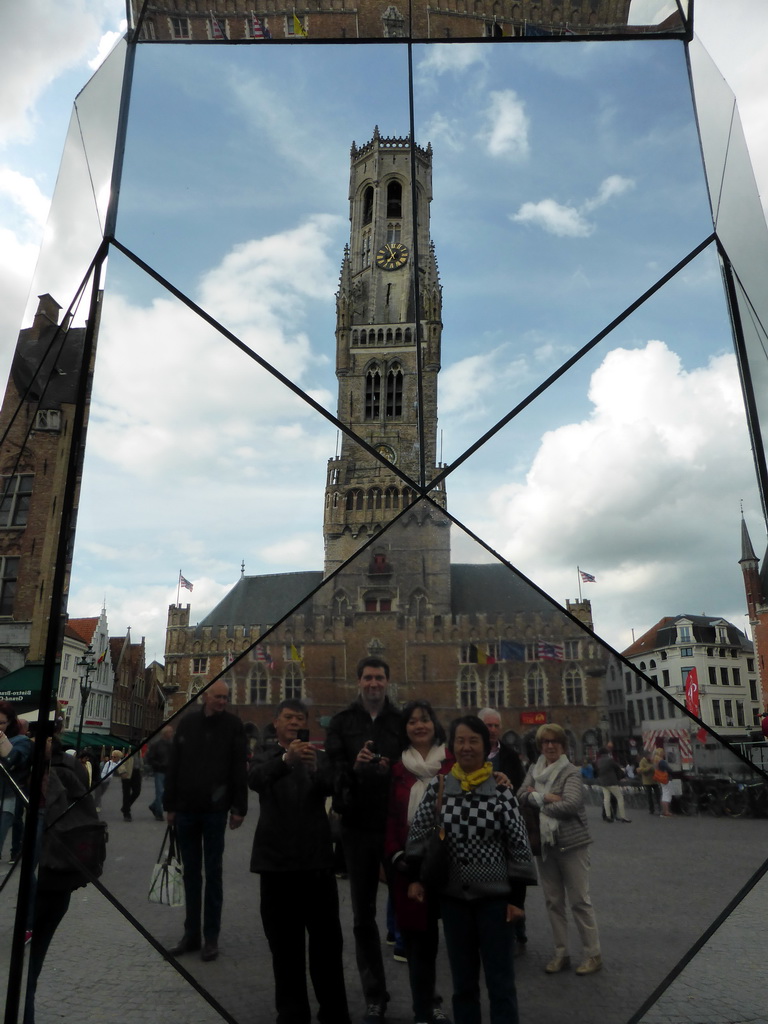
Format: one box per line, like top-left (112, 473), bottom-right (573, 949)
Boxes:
top-left (451, 761), bottom-right (493, 792)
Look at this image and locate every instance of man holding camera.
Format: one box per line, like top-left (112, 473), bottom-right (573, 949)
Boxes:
top-left (250, 699), bottom-right (350, 1024)
top-left (326, 657), bottom-right (402, 1024)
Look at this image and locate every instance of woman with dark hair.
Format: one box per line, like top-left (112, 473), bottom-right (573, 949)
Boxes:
top-left (0, 700), bottom-right (33, 861)
top-left (518, 723), bottom-right (602, 976)
top-left (406, 715), bottom-right (535, 1024)
top-left (385, 700), bottom-right (453, 1024)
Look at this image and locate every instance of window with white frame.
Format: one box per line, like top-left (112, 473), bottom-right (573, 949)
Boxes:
top-left (563, 668), bottom-right (583, 705)
top-left (563, 639), bottom-right (580, 660)
top-left (525, 667), bottom-right (546, 707)
top-left (0, 475), bottom-right (33, 527)
top-left (170, 16), bottom-right (191, 38)
top-left (283, 663), bottom-right (303, 701)
top-left (486, 665), bottom-right (506, 707)
top-left (191, 656), bottom-right (208, 674)
top-left (458, 666), bottom-right (479, 708)
top-left (249, 664), bottom-right (270, 704)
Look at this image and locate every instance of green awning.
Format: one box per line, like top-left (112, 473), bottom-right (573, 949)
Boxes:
top-left (59, 731), bottom-right (126, 751)
top-left (0, 664), bottom-right (59, 715)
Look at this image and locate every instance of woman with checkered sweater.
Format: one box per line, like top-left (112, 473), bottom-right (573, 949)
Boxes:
top-left (406, 715), bottom-right (536, 1024)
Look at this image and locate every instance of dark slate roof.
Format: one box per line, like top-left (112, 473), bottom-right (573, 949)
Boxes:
top-left (198, 572), bottom-right (324, 629)
top-left (622, 614), bottom-right (752, 658)
top-left (198, 563), bottom-right (553, 629)
top-left (450, 564), bottom-right (554, 618)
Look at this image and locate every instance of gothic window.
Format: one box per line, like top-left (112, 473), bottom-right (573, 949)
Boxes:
top-left (386, 363), bottom-right (403, 417)
top-left (365, 366), bottom-right (381, 419)
top-left (387, 181), bottom-right (402, 218)
top-left (458, 666), bottom-right (479, 708)
top-left (402, 487), bottom-right (414, 507)
top-left (384, 486), bottom-right (399, 510)
top-left (362, 234), bottom-right (371, 269)
top-left (360, 330), bottom-right (367, 345)
top-left (395, 328), bottom-right (402, 342)
top-left (0, 474), bottom-right (33, 527)
top-left (377, 329), bottom-right (384, 344)
top-left (283, 663), bottom-right (303, 701)
top-left (386, 222), bottom-right (402, 243)
top-left (249, 664), bottom-right (269, 704)
top-left (362, 186), bottom-right (374, 225)
top-left (563, 668), bottom-right (583, 705)
top-left (0, 557), bottom-right (18, 616)
top-left (404, 328), bottom-right (412, 343)
top-left (525, 667), bottom-right (546, 706)
top-left (333, 591), bottom-right (350, 616)
top-left (386, 329), bottom-right (393, 342)
top-left (346, 489), bottom-right (363, 510)
top-left (409, 590), bottom-right (427, 620)
top-left (367, 488), bottom-right (382, 509)
top-left (486, 665), bottom-right (507, 707)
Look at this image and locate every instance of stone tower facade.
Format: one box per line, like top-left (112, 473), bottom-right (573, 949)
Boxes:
top-left (322, 129), bottom-right (450, 616)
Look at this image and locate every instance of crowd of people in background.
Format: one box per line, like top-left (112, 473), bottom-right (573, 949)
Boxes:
top-left (7, 660), bottom-right (705, 1024)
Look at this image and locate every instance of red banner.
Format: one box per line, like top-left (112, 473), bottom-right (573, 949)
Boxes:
top-left (684, 667), bottom-right (707, 742)
top-left (520, 711), bottom-right (547, 725)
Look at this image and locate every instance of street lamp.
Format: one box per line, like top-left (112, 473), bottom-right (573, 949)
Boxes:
top-left (75, 644), bottom-right (96, 753)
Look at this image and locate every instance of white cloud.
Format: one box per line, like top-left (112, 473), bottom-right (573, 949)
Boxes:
top-left (479, 90), bottom-right (530, 160)
top-left (512, 198), bottom-right (593, 237)
top-left (440, 346), bottom-right (528, 420)
top-left (474, 341), bottom-right (755, 649)
top-left (417, 45), bottom-right (488, 77)
top-left (512, 175), bottom-right (635, 236)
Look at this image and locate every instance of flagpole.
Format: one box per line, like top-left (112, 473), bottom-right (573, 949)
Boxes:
top-left (176, 571), bottom-right (181, 605)
top-left (577, 566), bottom-right (582, 602)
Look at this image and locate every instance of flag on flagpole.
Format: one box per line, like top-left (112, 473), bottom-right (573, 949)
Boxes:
top-left (499, 641), bottom-right (525, 661)
top-left (210, 11), bottom-right (227, 38)
top-left (293, 13), bottom-right (308, 36)
top-left (179, 574), bottom-right (193, 592)
top-left (250, 12), bottom-right (270, 37)
top-left (684, 667), bottom-right (708, 742)
top-left (537, 641), bottom-right (564, 661)
top-left (255, 645), bottom-right (275, 669)
top-left (96, 649), bottom-right (107, 665)
top-left (579, 570), bottom-right (596, 583)
top-left (289, 643), bottom-right (304, 667)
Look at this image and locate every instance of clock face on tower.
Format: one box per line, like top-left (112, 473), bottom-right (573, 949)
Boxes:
top-left (375, 242), bottom-right (409, 271)
top-left (375, 443), bottom-right (397, 464)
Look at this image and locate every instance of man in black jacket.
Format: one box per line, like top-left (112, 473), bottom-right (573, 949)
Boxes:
top-left (325, 657), bottom-right (402, 1024)
top-left (250, 699), bottom-right (350, 1024)
top-left (164, 680), bottom-right (247, 962)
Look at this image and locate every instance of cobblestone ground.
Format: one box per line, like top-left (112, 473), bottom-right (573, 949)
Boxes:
top-left (2, 780), bottom-right (767, 1024)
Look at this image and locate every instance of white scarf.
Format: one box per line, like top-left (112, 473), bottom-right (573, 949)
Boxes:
top-left (401, 743), bottom-right (447, 823)
top-left (530, 753), bottom-right (571, 852)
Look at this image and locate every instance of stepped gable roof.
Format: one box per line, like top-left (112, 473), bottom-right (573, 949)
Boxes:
top-left (622, 614), bottom-right (752, 658)
top-left (198, 571), bottom-right (324, 630)
top-left (449, 563), bottom-right (553, 617)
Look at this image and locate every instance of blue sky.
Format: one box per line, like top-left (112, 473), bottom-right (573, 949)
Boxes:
top-left (2, 2), bottom-right (768, 662)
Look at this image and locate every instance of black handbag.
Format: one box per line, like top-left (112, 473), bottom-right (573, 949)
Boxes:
top-left (420, 774), bottom-right (451, 890)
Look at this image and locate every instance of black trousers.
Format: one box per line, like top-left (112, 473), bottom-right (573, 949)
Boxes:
top-left (260, 869), bottom-right (350, 1024)
top-left (341, 825), bottom-right (388, 1004)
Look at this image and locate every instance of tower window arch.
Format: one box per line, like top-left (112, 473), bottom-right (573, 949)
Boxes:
top-left (362, 185), bottom-right (374, 225)
top-left (346, 488), bottom-right (364, 510)
top-left (365, 365), bottom-right (381, 419)
top-left (386, 181), bottom-right (402, 218)
top-left (386, 363), bottom-right (403, 417)
top-left (386, 222), bottom-right (402, 244)
top-left (367, 487), bottom-right (382, 510)
top-left (384, 486), bottom-right (399, 510)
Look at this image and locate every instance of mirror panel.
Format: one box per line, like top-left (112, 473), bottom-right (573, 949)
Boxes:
top-left (21, 40), bottom-right (126, 329)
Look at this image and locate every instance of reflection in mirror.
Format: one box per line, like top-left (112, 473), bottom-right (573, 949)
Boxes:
top-left (21, 40), bottom-right (127, 330)
top-left (130, 0), bottom-right (688, 42)
top-left (410, 38), bottom-right (710, 448)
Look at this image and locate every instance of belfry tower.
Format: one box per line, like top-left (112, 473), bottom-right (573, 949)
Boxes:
top-left (322, 128), bottom-right (450, 616)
